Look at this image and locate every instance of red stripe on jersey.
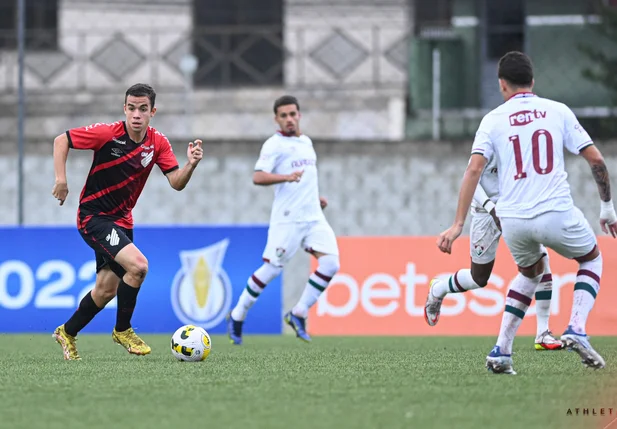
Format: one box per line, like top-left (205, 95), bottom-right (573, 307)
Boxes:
top-left (99, 193), bottom-right (135, 217)
top-left (78, 214), bottom-right (93, 230)
top-left (90, 146), bottom-right (144, 175)
top-left (81, 168), bottom-right (149, 204)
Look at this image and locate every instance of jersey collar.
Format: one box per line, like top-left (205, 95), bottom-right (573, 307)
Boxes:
top-left (123, 121), bottom-right (149, 144)
top-left (507, 92), bottom-right (536, 101)
top-left (277, 130), bottom-right (300, 138)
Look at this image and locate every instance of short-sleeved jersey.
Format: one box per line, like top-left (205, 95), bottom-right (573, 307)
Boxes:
top-left (67, 121), bottom-right (179, 229)
top-left (471, 93), bottom-right (593, 219)
top-left (254, 132), bottom-right (325, 224)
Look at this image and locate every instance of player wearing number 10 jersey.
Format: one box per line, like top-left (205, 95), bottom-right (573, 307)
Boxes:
top-left (437, 51), bottom-right (617, 374)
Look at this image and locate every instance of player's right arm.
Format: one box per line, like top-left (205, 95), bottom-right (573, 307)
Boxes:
top-left (438, 120), bottom-right (493, 254)
top-left (473, 182), bottom-right (494, 212)
top-left (52, 123), bottom-right (114, 205)
top-left (52, 133), bottom-right (70, 205)
top-left (252, 139), bottom-right (302, 186)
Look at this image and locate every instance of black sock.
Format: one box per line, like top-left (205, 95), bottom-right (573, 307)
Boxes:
top-left (115, 279), bottom-right (140, 332)
top-left (64, 292), bottom-right (103, 337)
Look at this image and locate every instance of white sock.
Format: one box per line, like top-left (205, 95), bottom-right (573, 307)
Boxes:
top-left (496, 273), bottom-right (541, 355)
top-left (569, 254), bottom-right (602, 335)
top-left (292, 254), bottom-right (339, 318)
top-left (535, 258), bottom-right (553, 336)
top-left (231, 263), bottom-right (281, 321)
top-left (432, 269), bottom-right (481, 299)
top-left (292, 279), bottom-right (324, 318)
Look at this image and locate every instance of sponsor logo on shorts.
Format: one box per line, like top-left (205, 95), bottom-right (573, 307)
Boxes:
top-left (171, 239), bottom-right (233, 329)
top-left (106, 228), bottom-right (120, 246)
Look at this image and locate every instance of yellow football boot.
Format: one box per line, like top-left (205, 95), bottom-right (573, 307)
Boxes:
top-left (112, 328), bottom-right (152, 355)
top-left (52, 325), bottom-right (81, 360)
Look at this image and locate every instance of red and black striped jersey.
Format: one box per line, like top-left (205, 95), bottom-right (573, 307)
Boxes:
top-left (67, 121), bottom-right (179, 229)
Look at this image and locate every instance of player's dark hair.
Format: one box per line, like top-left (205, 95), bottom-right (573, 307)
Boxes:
top-left (125, 83), bottom-right (156, 109)
top-left (273, 95), bottom-right (299, 114)
top-left (498, 51), bottom-right (534, 88)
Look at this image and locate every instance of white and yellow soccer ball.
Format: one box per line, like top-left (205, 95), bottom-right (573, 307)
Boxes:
top-left (170, 324), bottom-right (212, 362)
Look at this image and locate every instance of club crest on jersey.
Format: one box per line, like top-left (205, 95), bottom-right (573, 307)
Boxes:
top-left (170, 239), bottom-right (233, 329)
top-left (141, 150), bottom-right (154, 167)
top-left (509, 110), bottom-right (547, 126)
top-left (276, 247), bottom-right (286, 258)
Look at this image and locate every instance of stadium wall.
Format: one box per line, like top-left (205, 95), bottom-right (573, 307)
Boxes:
top-left (2, 138), bottom-right (616, 236)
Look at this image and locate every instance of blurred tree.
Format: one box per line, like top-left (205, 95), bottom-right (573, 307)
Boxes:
top-left (579, 0), bottom-right (617, 138)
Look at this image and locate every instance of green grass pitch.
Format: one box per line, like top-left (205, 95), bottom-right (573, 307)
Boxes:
top-left (0, 334), bottom-right (615, 429)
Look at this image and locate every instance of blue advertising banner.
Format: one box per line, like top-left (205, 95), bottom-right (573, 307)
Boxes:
top-left (0, 226), bottom-right (281, 334)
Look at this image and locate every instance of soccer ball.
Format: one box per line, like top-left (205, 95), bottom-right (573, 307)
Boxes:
top-left (170, 324), bottom-right (212, 362)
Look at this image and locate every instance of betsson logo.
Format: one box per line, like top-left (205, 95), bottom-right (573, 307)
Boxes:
top-left (315, 263), bottom-right (577, 318)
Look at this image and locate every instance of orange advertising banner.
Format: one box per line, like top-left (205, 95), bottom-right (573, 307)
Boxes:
top-left (309, 236), bottom-right (617, 336)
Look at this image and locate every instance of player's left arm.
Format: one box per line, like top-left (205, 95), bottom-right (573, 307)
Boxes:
top-left (580, 145), bottom-right (617, 237)
top-left (313, 144), bottom-right (328, 209)
top-left (564, 105), bottom-right (617, 236)
top-left (159, 138), bottom-right (203, 191)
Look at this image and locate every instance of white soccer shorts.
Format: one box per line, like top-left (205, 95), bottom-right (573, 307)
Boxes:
top-left (501, 206), bottom-right (597, 268)
top-left (262, 220), bottom-right (339, 267)
top-left (470, 211), bottom-right (501, 264)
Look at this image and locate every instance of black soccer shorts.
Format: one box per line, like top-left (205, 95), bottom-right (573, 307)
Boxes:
top-left (78, 217), bottom-right (134, 278)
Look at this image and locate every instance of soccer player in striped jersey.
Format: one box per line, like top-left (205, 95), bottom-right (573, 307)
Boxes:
top-left (437, 52), bottom-right (617, 374)
top-left (51, 83), bottom-right (203, 360)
